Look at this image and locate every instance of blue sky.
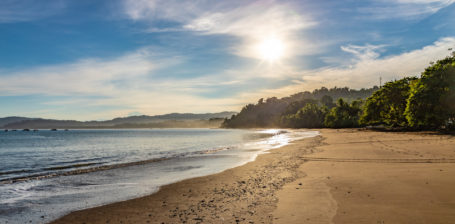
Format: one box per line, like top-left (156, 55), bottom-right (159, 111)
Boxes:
top-left (1, 0), bottom-right (454, 120)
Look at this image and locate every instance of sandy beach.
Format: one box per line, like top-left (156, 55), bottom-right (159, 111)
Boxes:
top-left (52, 129), bottom-right (455, 224)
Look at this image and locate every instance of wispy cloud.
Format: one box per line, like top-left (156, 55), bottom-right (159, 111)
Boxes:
top-left (0, 47), bottom-right (176, 96)
top-left (0, 0), bottom-right (66, 23)
top-left (341, 44), bottom-right (387, 61)
top-left (183, 3), bottom-right (314, 37)
top-left (122, 0), bottom-right (317, 59)
top-left (356, 0), bottom-right (454, 20)
top-left (122, 0), bottom-right (202, 22)
top-left (185, 2), bottom-right (317, 59)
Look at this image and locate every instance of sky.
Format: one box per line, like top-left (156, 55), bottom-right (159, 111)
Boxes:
top-left (1, 0), bottom-right (454, 120)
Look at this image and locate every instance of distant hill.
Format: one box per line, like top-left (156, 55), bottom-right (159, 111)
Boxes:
top-left (0, 116), bottom-right (35, 128)
top-left (1, 112), bottom-right (236, 129)
top-left (106, 112), bottom-right (237, 125)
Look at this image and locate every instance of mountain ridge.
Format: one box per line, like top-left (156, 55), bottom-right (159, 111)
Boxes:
top-left (1, 111), bottom-right (237, 129)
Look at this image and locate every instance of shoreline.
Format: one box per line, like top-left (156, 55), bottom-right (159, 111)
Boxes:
top-left (51, 131), bottom-right (323, 223)
top-left (51, 129), bottom-right (455, 223)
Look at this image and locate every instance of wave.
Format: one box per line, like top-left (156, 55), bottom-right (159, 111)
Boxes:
top-left (0, 157), bottom-right (171, 184)
top-left (0, 146), bottom-right (241, 184)
top-left (0, 169), bottom-right (34, 176)
top-left (0, 129), bottom-right (317, 185)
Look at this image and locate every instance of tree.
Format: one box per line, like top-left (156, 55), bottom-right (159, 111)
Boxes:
top-left (321, 95), bottom-right (336, 108)
top-left (281, 103), bottom-right (327, 128)
top-left (324, 98), bottom-right (362, 128)
top-left (360, 77), bottom-right (417, 127)
top-left (222, 86), bottom-right (379, 128)
top-left (405, 54), bottom-right (455, 129)
top-left (283, 99), bottom-right (318, 115)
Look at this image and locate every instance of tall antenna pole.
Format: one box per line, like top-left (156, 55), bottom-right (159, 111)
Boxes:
top-left (379, 76), bottom-right (382, 88)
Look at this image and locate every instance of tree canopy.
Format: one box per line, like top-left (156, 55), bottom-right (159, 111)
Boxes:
top-left (405, 55), bottom-right (455, 129)
top-left (360, 77), bottom-right (417, 127)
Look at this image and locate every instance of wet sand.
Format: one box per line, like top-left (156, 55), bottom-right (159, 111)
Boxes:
top-left (52, 129), bottom-right (455, 224)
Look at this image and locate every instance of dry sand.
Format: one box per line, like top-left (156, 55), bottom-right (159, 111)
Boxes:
top-left (51, 129), bottom-right (455, 224)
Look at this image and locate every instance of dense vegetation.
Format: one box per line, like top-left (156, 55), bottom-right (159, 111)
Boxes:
top-left (223, 52), bottom-right (455, 130)
top-left (222, 86), bottom-right (377, 128)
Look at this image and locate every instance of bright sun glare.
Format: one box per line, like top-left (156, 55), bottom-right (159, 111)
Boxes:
top-left (257, 36), bottom-right (285, 62)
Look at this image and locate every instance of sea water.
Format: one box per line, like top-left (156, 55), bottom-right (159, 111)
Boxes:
top-left (0, 128), bottom-right (318, 223)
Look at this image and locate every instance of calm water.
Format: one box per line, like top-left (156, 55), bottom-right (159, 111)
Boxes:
top-left (0, 128), bottom-right (318, 223)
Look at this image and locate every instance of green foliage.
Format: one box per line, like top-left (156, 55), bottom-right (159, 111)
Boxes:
top-left (283, 99), bottom-right (318, 115)
top-left (405, 55), bottom-right (455, 129)
top-left (222, 86), bottom-right (378, 128)
top-left (360, 77), bottom-right (417, 127)
top-left (324, 99), bottom-right (363, 128)
top-left (281, 103), bottom-right (327, 128)
top-left (221, 98), bottom-right (288, 128)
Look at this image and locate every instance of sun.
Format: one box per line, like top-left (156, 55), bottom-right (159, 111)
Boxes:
top-left (257, 36), bottom-right (285, 62)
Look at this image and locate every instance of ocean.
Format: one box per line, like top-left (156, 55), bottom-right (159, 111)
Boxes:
top-left (0, 128), bottom-right (318, 223)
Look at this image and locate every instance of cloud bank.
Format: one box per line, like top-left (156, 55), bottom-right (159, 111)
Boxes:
top-left (2, 37), bottom-right (454, 119)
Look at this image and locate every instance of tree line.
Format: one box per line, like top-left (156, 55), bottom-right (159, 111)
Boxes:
top-left (222, 52), bottom-right (455, 130)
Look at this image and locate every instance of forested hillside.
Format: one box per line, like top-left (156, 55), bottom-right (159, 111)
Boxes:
top-left (222, 86), bottom-right (378, 128)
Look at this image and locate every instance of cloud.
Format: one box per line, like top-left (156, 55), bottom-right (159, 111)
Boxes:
top-left (0, 47), bottom-right (175, 96)
top-left (185, 2), bottom-right (317, 59)
top-left (0, 0), bottom-right (66, 23)
top-left (357, 0), bottom-right (454, 20)
top-left (121, 0), bottom-right (317, 59)
top-left (183, 3), bottom-right (314, 37)
top-left (122, 0), bottom-right (202, 22)
top-left (341, 44), bottom-right (387, 61)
